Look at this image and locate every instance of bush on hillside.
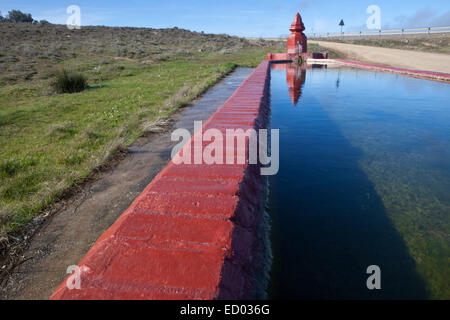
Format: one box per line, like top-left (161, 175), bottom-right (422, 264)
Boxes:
top-left (6, 10), bottom-right (34, 23)
top-left (53, 70), bottom-right (88, 94)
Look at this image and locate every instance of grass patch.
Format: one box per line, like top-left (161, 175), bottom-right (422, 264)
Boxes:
top-left (0, 157), bottom-right (37, 178)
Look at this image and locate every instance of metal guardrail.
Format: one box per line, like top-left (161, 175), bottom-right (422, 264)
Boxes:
top-left (307, 26), bottom-right (450, 38)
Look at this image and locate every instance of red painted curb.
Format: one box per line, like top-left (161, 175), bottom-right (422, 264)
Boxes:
top-left (50, 61), bottom-right (271, 300)
top-left (335, 59), bottom-right (450, 82)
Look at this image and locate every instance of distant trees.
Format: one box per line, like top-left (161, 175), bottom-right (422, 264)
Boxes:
top-left (0, 10), bottom-right (53, 24)
top-left (3, 10), bottom-right (35, 23)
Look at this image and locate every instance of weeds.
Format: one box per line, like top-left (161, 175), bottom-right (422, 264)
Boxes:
top-left (53, 70), bottom-right (87, 94)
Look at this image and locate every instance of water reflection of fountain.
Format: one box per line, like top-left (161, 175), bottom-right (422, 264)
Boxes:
top-left (271, 62), bottom-right (327, 106)
top-left (336, 69), bottom-right (341, 89)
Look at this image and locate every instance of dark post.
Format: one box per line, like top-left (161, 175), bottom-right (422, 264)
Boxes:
top-left (339, 19), bottom-right (345, 34)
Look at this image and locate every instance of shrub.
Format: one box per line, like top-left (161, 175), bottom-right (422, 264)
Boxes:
top-left (6, 10), bottom-right (34, 23)
top-left (53, 70), bottom-right (88, 94)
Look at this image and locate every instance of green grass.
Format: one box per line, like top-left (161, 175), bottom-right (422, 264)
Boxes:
top-left (0, 47), bottom-right (280, 237)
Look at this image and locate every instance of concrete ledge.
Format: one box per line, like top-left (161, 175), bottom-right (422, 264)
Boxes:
top-left (267, 52), bottom-right (328, 63)
top-left (306, 59), bottom-right (338, 64)
top-left (267, 53), bottom-right (289, 61)
top-left (50, 61), bottom-right (271, 300)
top-left (334, 59), bottom-right (450, 82)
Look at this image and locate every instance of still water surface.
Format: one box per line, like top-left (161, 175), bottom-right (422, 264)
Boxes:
top-left (267, 63), bottom-right (450, 299)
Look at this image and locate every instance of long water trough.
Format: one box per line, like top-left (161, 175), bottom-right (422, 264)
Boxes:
top-left (51, 59), bottom-right (450, 300)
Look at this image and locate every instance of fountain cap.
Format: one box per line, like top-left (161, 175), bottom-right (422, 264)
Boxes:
top-left (290, 12), bottom-right (305, 32)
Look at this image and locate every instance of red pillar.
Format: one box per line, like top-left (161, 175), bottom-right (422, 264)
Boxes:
top-left (287, 12), bottom-right (307, 59)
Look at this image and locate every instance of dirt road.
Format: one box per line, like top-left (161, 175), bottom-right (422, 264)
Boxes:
top-left (310, 40), bottom-right (450, 74)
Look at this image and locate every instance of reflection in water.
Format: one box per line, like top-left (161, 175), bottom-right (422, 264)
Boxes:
top-left (286, 63), bottom-right (306, 106)
top-left (336, 69), bottom-right (341, 89)
top-left (271, 62), bottom-right (326, 106)
top-left (267, 65), bottom-right (450, 299)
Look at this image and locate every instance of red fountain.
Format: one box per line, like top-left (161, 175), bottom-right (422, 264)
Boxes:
top-left (267, 12), bottom-right (328, 63)
top-left (286, 12), bottom-right (307, 57)
top-left (267, 12), bottom-right (328, 106)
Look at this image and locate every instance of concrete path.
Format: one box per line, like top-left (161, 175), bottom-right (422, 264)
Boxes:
top-left (310, 40), bottom-right (450, 74)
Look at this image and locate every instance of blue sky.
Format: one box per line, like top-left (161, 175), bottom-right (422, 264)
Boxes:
top-left (1, 0), bottom-right (450, 37)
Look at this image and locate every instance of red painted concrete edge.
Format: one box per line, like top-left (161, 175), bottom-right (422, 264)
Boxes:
top-left (267, 52), bottom-right (328, 62)
top-left (335, 59), bottom-right (450, 82)
top-left (50, 61), bottom-right (271, 300)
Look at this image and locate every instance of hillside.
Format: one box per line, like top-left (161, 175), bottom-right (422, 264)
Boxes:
top-left (0, 22), bottom-right (280, 85)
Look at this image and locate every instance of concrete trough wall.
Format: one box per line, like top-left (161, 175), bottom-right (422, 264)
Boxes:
top-left (51, 61), bottom-right (272, 300)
